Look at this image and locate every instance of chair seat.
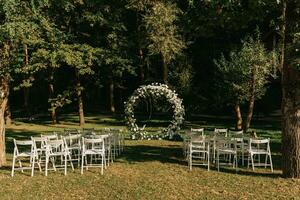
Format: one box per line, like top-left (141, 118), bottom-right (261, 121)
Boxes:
top-left (218, 148), bottom-right (237, 154)
top-left (84, 149), bottom-right (104, 155)
top-left (249, 149), bottom-right (269, 154)
top-left (17, 152), bottom-right (34, 157)
top-left (49, 152), bottom-right (66, 156)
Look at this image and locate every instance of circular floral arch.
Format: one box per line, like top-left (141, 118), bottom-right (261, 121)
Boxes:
top-left (124, 83), bottom-right (185, 139)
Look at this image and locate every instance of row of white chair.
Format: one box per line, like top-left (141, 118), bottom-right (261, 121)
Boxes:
top-left (11, 129), bottom-right (125, 177)
top-left (186, 128), bottom-right (273, 172)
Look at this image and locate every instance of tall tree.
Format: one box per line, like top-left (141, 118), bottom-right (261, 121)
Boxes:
top-left (0, 0), bottom-right (41, 166)
top-left (143, 1), bottom-right (185, 83)
top-left (281, 0), bottom-right (300, 178)
top-left (215, 35), bottom-right (277, 131)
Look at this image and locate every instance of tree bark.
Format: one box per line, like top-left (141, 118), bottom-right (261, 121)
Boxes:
top-left (244, 64), bottom-right (257, 132)
top-left (76, 73), bottom-right (85, 126)
top-left (234, 102), bottom-right (243, 130)
top-left (5, 99), bottom-right (12, 126)
top-left (0, 77), bottom-right (9, 167)
top-left (162, 54), bottom-right (168, 83)
top-left (245, 95), bottom-right (255, 132)
top-left (48, 81), bottom-right (58, 124)
top-left (282, 64), bottom-right (300, 178)
top-left (23, 44), bottom-right (30, 116)
top-left (139, 49), bottom-right (145, 83)
top-left (109, 77), bottom-right (115, 113)
top-left (281, 0), bottom-right (300, 178)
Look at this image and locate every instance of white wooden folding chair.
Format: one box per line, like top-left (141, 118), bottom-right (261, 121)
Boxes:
top-left (11, 139), bottom-right (41, 177)
top-left (63, 134), bottom-right (82, 166)
top-left (188, 135), bottom-right (210, 171)
top-left (45, 139), bottom-right (74, 176)
top-left (81, 137), bottom-right (106, 175)
top-left (31, 136), bottom-right (48, 165)
top-left (216, 138), bottom-right (238, 171)
top-left (184, 128), bottom-right (205, 159)
top-left (229, 130), bottom-right (246, 166)
top-left (214, 128), bottom-right (228, 137)
top-left (248, 138), bottom-right (273, 172)
top-left (191, 128), bottom-right (204, 136)
top-left (93, 134), bottom-right (112, 167)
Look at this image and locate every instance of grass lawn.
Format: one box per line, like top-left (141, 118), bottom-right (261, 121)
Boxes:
top-left (1, 114), bottom-right (298, 200)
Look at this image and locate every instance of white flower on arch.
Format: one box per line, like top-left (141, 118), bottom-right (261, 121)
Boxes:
top-left (124, 83), bottom-right (185, 139)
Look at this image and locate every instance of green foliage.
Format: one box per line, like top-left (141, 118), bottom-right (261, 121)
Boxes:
top-left (215, 34), bottom-right (278, 104)
top-left (143, 1), bottom-right (186, 65)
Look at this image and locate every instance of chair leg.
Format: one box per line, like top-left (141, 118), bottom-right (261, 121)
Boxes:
top-left (36, 155), bottom-right (42, 172)
top-left (242, 151), bottom-right (244, 166)
top-left (18, 160), bottom-right (23, 173)
top-left (81, 154), bottom-right (84, 174)
top-left (104, 152), bottom-right (107, 169)
top-left (251, 154), bottom-right (255, 171)
top-left (11, 154), bottom-right (16, 177)
top-left (217, 151), bottom-right (220, 172)
top-left (51, 157), bottom-right (56, 171)
top-left (68, 154), bottom-right (74, 171)
top-left (247, 153), bottom-right (250, 169)
top-left (189, 152), bottom-right (192, 171)
top-left (45, 155), bottom-right (49, 176)
top-left (31, 156), bottom-right (35, 177)
top-left (207, 151), bottom-right (210, 171)
top-left (101, 154), bottom-right (104, 175)
top-left (85, 156), bottom-right (88, 170)
top-left (269, 153), bottom-right (273, 172)
top-left (64, 154), bottom-right (67, 175)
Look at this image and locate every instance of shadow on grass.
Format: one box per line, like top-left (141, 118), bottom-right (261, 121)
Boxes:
top-left (6, 129), bottom-right (40, 154)
top-left (119, 144), bottom-right (186, 165)
top-left (118, 142), bottom-right (282, 178)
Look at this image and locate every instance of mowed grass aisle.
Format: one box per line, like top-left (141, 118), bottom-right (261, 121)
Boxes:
top-left (0, 117), bottom-right (299, 199)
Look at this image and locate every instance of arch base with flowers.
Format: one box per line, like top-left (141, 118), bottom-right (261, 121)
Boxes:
top-left (124, 83), bottom-right (185, 140)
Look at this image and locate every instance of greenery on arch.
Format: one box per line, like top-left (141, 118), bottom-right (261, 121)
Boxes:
top-left (124, 83), bottom-right (185, 140)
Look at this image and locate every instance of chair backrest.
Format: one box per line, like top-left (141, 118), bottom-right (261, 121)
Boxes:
top-left (82, 137), bottom-right (104, 151)
top-left (190, 128), bottom-right (204, 136)
top-left (31, 136), bottom-right (48, 150)
top-left (13, 139), bottom-right (34, 156)
top-left (63, 134), bottom-right (81, 147)
top-left (45, 139), bottom-right (65, 153)
top-left (229, 130), bottom-right (244, 141)
top-left (42, 133), bottom-right (58, 140)
top-left (64, 128), bottom-right (79, 135)
top-left (214, 128), bottom-right (228, 137)
top-left (249, 138), bottom-right (270, 151)
top-left (216, 137), bottom-right (237, 149)
top-left (190, 135), bottom-right (207, 148)
top-left (229, 130), bottom-right (243, 136)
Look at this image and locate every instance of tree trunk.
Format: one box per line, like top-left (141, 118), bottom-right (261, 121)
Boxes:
top-left (48, 81), bottom-right (58, 124)
top-left (76, 74), bottom-right (85, 126)
top-left (245, 95), bottom-right (255, 132)
top-left (23, 44), bottom-right (30, 116)
top-left (139, 49), bottom-right (145, 83)
top-left (244, 64), bottom-right (257, 132)
top-left (162, 54), bottom-right (168, 83)
top-left (5, 100), bottom-right (11, 126)
top-left (281, 0), bottom-right (300, 178)
top-left (282, 65), bottom-right (300, 177)
top-left (0, 77), bottom-right (9, 167)
top-left (234, 102), bottom-right (243, 130)
top-left (109, 77), bottom-right (115, 113)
